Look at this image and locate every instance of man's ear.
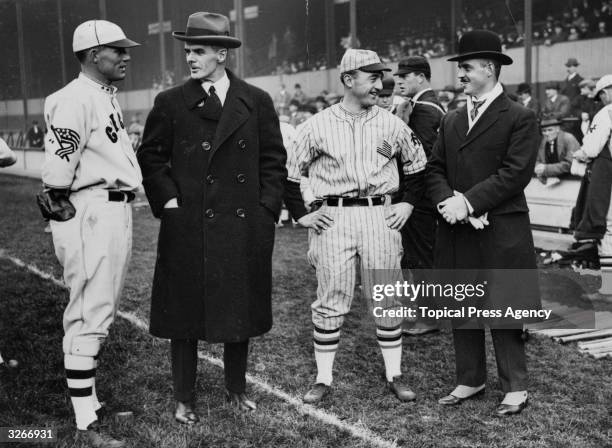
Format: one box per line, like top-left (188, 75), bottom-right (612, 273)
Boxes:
top-left (217, 49), bottom-right (227, 63)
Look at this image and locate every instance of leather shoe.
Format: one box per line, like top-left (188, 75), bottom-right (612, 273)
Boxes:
top-left (76, 421), bottom-right (125, 448)
top-left (387, 375), bottom-right (416, 402)
top-left (495, 399), bottom-right (528, 417)
top-left (174, 401), bottom-right (200, 425)
top-left (303, 383), bottom-right (330, 404)
top-left (95, 402), bottom-right (107, 422)
top-left (438, 388), bottom-right (485, 406)
top-left (226, 390), bottom-right (257, 411)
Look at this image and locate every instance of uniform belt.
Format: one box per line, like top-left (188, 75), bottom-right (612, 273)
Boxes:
top-left (107, 191), bottom-right (135, 202)
top-left (324, 196), bottom-right (385, 207)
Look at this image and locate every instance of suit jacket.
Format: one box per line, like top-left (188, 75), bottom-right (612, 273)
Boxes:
top-left (542, 94), bottom-right (571, 120)
top-left (426, 93), bottom-right (541, 324)
top-left (522, 96), bottom-right (540, 117)
top-left (536, 130), bottom-right (579, 177)
top-left (561, 73), bottom-right (583, 100)
top-left (138, 70), bottom-right (287, 342)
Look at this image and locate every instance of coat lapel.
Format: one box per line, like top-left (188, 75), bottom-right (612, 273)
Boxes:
top-left (460, 94), bottom-right (510, 150)
top-left (452, 106), bottom-right (469, 142)
top-left (182, 78), bottom-right (210, 120)
top-left (210, 70), bottom-right (252, 162)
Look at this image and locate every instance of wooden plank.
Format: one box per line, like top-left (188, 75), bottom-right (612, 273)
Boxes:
top-left (578, 337), bottom-right (612, 350)
top-left (580, 345), bottom-right (612, 354)
top-left (558, 329), bottom-right (612, 343)
top-left (546, 329), bottom-right (600, 338)
top-left (592, 352), bottom-right (612, 359)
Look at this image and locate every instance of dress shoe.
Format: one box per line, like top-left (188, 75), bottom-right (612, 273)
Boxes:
top-left (438, 388), bottom-right (485, 406)
top-left (226, 390), bottom-right (257, 411)
top-left (76, 421), bottom-right (125, 448)
top-left (95, 402), bottom-right (107, 422)
top-left (387, 375), bottom-right (416, 402)
top-left (495, 399), bottom-right (528, 416)
top-left (303, 383), bottom-right (330, 404)
top-left (174, 401), bottom-right (200, 425)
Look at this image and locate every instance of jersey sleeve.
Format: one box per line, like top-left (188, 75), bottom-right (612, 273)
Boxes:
top-left (288, 120), bottom-right (316, 182)
top-left (41, 95), bottom-right (88, 189)
top-left (397, 122), bottom-right (427, 175)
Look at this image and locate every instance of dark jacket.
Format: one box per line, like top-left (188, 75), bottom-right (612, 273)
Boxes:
top-left (542, 94), bottom-right (572, 121)
top-left (561, 73), bottom-right (584, 100)
top-left (426, 93), bottom-right (541, 324)
top-left (137, 71), bottom-right (287, 342)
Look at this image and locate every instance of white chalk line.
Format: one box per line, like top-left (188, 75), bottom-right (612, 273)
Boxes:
top-left (0, 251), bottom-right (398, 448)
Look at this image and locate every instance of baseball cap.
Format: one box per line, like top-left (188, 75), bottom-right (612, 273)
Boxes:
top-left (73, 20), bottom-right (140, 52)
top-left (579, 78), bottom-right (596, 89)
top-left (595, 74), bottom-right (612, 96)
top-left (339, 49), bottom-right (390, 73)
top-left (379, 75), bottom-right (395, 95)
top-left (394, 56), bottom-right (431, 78)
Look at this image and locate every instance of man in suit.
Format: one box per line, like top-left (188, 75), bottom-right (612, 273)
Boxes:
top-left (427, 30), bottom-right (541, 417)
top-left (394, 56), bottom-right (445, 336)
top-left (516, 82), bottom-right (540, 117)
top-left (25, 120), bottom-right (44, 148)
top-left (535, 118), bottom-right (580, 181)
top-left (137, 12), bottom-right (287, 423)
top-left (561, 57), bottom-right (584, 101)
top-left (542, 82), bottom-right (571, 121)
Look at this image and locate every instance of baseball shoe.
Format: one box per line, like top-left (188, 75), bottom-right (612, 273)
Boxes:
top-left (76, 421), bottom-right (125, 448)
top-left (174, 401), bottom-right (200, 425)
top-left (387, 375), bottom-right (416, 402)
top-left (225, 390), bottom-right (257, 412)
top-left (303, 383), bottom-right (330, 404)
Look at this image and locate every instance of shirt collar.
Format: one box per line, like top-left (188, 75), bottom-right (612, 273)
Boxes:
top-left (467, 82), bottom-right (503, 126)
top-left (412, 87), bottom-right (433, 103)
top-left (78, 72), bottom-right (117, 95)
top-left (568, 72), bottom-right (577, 80)
top-left (202, 71), bottom-right (230, 106)
top-left (334, 102), bottom-right (378, 120)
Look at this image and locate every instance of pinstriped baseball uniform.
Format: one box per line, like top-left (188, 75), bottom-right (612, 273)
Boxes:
top-left (290, 103), bottom-right (427, 330)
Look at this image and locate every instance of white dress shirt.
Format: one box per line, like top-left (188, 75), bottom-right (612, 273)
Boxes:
top-left (202, 70), bottom-right (230, 106)
top-left (467, 82), bottom-right (504, 131)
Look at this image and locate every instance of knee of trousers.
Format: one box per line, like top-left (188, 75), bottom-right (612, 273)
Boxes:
top-left (63, 335), bottom-right (102, 357)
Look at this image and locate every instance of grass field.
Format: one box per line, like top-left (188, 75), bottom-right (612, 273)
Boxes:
top-left (0, 173), bottom-right (611, 448)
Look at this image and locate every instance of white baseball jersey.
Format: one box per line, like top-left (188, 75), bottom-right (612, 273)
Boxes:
top-left (288, 103), bottom-right (427, 198)
top-left (42, 73), bottom-right (142, 191)
top-left (581, 104), bottom-right (612, 159)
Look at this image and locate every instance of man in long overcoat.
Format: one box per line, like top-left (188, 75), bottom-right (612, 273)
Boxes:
top-left (426, 30), bottom-right (541, 417)
top-left (137, 12), bottom-right (286, 422)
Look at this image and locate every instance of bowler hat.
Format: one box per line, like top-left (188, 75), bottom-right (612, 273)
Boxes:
top-left (448, 30), bottom-right (513, 65)
top-left (516, 82), bottom-right (531, 94)
top-left (564, 57), bottom-right (580, 67)
top-left (540, 118), bottom-right (562, 128)
top-left (545, 82), bottom-right (560, 91)
top-left (395, 56), bottom-right (431, 78)
top-left (172, 12), bottom-right (241, 48)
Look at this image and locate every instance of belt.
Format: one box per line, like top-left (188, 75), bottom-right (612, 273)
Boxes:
top-left (107, 190), bottom-right (135, 202)
top-left (324, 196), bottom-right (386, 207)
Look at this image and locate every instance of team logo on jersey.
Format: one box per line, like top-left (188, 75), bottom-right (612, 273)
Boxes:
top-left (49, 125), bottom-right (80, 161)
top-left (377, 140), bottom-right (393, 159)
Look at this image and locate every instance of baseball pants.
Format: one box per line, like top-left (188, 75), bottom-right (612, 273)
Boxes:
top-left (307, 200), bottom-right (404, 330)
top-left (51, 188), bottom-right (133, 357)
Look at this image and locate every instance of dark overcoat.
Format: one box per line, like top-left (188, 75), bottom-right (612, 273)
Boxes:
top-left (137, 70), bottom-right (287, 342)
top-left (426, 93), bottom-right (541, 324)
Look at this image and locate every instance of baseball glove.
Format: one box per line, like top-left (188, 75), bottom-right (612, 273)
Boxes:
top-left (36, 189), bottom-right (76, 221)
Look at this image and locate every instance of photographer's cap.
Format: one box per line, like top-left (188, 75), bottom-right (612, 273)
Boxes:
top-left (73, 20), bottom-right (140, 52)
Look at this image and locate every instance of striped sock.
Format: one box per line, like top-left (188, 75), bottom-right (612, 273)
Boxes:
top-left (313, 326), bottom-right (340, 386)
top-left (600, 258), bottom-right (612, 294)
top-left (92, 354), bottom-right (101, 411)
top-left (376, 326), bottom-right (402, 381)
top-left (65, 354), bottom-right (97, 430)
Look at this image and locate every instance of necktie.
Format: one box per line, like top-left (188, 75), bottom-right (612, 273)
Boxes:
top-left (208, 85), bottom-right (223, 113)
top-left (470, 99), bottom-right (485, 121)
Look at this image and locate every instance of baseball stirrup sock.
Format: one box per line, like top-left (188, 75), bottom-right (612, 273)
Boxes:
top-left (65, 354), bottom-right (97, 430)
top-left (313, 326), bottom-right (340, 386)
top-left (91, 354), bottom-right (101, 411)
top-left (377, 327), bottom-right (402, 381)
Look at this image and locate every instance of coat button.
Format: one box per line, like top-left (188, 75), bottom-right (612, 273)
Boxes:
top-left (236, 208), bottom-right (246, 218)
top-left (238, 139), bottom-right (246, 149)
top-left (201, 141), bottom-right (211, 151)
top-left (205, 208), bottom-right (214, 218)
top-left (236, 173), bottom-right (246, 183)
top-left (206, 174), bottom-right (215, 184)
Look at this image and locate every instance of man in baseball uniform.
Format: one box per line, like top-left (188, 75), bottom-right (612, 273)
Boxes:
top-left (41, 20), bottom-right (140, 447)
top-left (285, 49), bottom-right (427, 404)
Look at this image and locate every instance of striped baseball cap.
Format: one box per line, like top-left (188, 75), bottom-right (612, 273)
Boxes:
top-left (339, 49), bottom-right (390, 73)
top-left (73, 20), bottom-right (140, 52)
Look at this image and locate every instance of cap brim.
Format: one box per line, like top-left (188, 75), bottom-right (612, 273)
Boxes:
top-left (359, 62), bottom-right (391, 73)
top-left (379, 90), bottom-right (394, 95)
top-left (447, 51), bottom-right (513, 65)
top-left (106, 38), bottom-right (141, 48)
top-left (596, 84), bottom-right (612, 95)
top-left (172, 32), bottom-right (242, 48)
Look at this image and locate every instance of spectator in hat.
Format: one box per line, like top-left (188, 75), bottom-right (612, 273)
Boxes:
top-left (274, 83), bottom-right (292, 115)
top-left (288, 99), bottom-right (300, 127)
top-left (25, 120), bottom-right (44, 148)
top-left (535, 118), bottom-right (579, 182)
top-left (292, 83), bottom-right (307, 105)
top-left (516, 82), bottom-right (540, 116)
top-left (376, 74), bottom-right (398, 113)
top-left (542, 82), bottom-right (571, 122)
top-left (314, 95), bottom-right (328, 113)
top-left (561, 58), bottom-right (584, 100)
top-left (573, 78), bottom-right (602, 142)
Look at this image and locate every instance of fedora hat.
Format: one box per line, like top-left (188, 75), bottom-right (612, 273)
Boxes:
top-left (448, 30), bottom-right (513, 65)
top-left (564, 57), bottom-right (580, 67)
top-left (516, 82), bottom-right (531, 94)
top-left (172, 12), bottom-right (241, 48)
top-left (540, 118), bottom-right (562, 128)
